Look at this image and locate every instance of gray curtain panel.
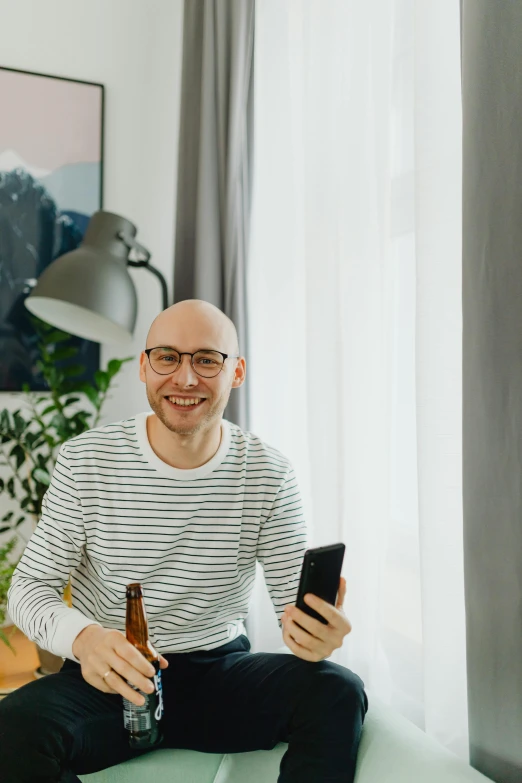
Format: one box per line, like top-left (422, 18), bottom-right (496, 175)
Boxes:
top-left (462, 2), bottom-right (522, 782)
top-left (174, 0), bottom-right (254, 430)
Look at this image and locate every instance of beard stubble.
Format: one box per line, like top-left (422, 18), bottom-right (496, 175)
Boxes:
top-left (146, 382), bottom-right (233, 437)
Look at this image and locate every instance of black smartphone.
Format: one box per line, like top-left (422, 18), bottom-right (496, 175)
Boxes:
top-left (295, 543), bottom-right (345, 624)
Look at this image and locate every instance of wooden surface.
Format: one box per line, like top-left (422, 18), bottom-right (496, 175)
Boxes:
top-left (0, 626), bottom-right (39, 695)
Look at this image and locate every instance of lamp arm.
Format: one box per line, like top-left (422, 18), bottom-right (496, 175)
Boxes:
top-left (117, 230), bottom-right (151, 263)
top-left (119, 230), bottom-right (169, 310)
top-left (129, 261), bottom-right (169, 310)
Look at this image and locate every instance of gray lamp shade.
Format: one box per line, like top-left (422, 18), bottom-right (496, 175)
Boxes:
top-left (25, 211), bottom-right (139, 344)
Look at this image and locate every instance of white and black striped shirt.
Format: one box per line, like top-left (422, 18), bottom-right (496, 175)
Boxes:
top-left (8, 413), bottom-right (309, 660)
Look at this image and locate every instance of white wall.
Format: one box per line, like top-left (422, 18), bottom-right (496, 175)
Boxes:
top-left (0, 0), bottom-right (183, 420)
top-left (0, 0), bottom-right (183, 550)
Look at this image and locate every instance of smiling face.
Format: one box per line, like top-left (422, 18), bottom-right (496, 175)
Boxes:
top-left (139, 300), bottom-right (246, 437)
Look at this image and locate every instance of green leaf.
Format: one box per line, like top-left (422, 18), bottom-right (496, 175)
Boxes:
top-left (9, 444), bottom-right (26, 470)
top-left (36, 454), bottom-right (49, 469)
top-left (6, 478), bottom-right (15, 499)
top-left (51, 346), bottom-right (78, 362)
top-left (30, 315), bottom-right (54, 332)
top-left (62, 364), bottom-right (85, 378)
top-left (1, 511), bottom-right (14, 523)
top-left (13, 411), bottom-right (28, 437)
top-left (20, 496), bottom-right (33, 510)
top-left (0, 526), bottom-right (14, 535)
top-left (15, 515), bottom-right (26, 528)
top-left (0, 537), bottom-right (17, 555)
top-left (0, 478), bottom-right (4, 493)
top-left (0, 627), bottom-right (16, 654)
top-left (24, 432), bottom-right (41, 450)
top-left (46, 329), bottom-right (73, 343)
top-left (81, 385), bottom-right (100, 406)
top-left (63, 396), bottom-right (80, 407)
top-left (50, 413), bottom-right (67, 429)
top-left (33, 468), bottom-right (51, 486)
top-left (41, 404), bottom-right (57, 416)
top-left (95, 371), bottom-right (109, 392)
top-left (42, 434), bottom-right (56, 449)
top-left (40, 345), bottom-right (51, 362)
top-left (21, 382), bottom-right (30, 393)
top-left (45, 366), bottom-right (61, 388)
top-left (107, 357), bottom-right (133, 379)
top-left (69, 411), bottom-right (90, 436)
top-left (107, 359), bottom-right (123, 377)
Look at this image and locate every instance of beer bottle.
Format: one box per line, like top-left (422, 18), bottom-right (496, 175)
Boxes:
top-left (122, 583), bottom-right (164, 749)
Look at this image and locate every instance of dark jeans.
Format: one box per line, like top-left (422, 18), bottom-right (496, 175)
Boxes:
top-left (0, 635), bottom-right (368, 783)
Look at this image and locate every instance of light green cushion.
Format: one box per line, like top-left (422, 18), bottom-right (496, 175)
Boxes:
top-left (79, 748), bottom-right (227, 783)
top-left (80, 698), bottom-right (492, 783)
top-left (79, 746), bottom-right (286, 783)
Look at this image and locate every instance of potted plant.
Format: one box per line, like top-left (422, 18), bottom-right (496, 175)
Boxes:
top-left (0, 537), bottom-right (17, 652)
top-left (0, 316), bottom-right (132, 673)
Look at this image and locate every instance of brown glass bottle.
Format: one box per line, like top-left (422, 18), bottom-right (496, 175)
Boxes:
top-left (122, 583), bottom-right (164, 749)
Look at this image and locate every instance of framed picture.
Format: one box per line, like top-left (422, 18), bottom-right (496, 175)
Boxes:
top-left (0, 66), bottom-right (104, 391)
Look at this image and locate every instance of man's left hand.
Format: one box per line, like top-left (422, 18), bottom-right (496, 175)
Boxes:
top-left (281, 577), bottom-right (352, 662)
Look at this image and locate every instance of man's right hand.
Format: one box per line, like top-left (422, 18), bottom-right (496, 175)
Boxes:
top-left (72, 624), bottom-right (169, 706)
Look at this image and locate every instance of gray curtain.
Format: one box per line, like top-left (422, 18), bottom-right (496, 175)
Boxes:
top-left (462, 2), bottom-right (522, 782)
top-left (174, 0), bottom-right (254, 430)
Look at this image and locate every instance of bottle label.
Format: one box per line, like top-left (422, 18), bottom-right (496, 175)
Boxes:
top-left (123, 696), bottom-right (152, 731)
top-left (153, 669), bottom-right (164, 720)
top-left (123, 665), bottom-right (163, 732)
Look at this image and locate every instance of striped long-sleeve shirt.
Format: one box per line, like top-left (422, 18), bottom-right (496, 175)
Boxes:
top-left (8, 412), bottom-right (309, 661)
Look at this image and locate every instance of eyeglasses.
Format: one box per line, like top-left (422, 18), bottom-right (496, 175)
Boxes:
top-left (144, 347), bottom-right (239, 378)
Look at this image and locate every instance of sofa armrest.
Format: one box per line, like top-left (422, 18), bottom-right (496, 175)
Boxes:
top-left (356, 697), bottom-right (491, 782)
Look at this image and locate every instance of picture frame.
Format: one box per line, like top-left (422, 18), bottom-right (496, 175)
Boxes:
top-left (0, 66), bottom-right (105, 391)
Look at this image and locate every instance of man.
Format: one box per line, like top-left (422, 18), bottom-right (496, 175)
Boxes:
top-left (0, 300), bottom-right (367, 783)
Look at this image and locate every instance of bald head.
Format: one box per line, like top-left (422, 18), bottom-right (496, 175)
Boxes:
top-left (146, 300), bottom-right (239, 354)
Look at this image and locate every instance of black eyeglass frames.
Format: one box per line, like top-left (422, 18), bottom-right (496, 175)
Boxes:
top-left (144, 347), bottom-right (240, 378)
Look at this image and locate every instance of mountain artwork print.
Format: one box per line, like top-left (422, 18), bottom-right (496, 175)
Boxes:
top-left (0, 67), bottom-right (104, 390)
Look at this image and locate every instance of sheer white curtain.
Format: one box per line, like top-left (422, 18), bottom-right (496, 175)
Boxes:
top-left (247, 0), bottom-right (467, 759)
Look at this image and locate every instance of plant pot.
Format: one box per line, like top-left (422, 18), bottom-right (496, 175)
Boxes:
top-left (34, 644), bottom-right (64, 677)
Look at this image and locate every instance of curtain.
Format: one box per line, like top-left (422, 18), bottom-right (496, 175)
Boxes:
top-left (462, 3), bottom-right (522, 781)
top-left (247, 0), bottom-right (467, 758)
top-left (174, 0), bottom-right (254, 429)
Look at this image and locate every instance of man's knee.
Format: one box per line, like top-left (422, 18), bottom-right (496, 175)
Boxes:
top-left (0, 696), bottom-right (68, 781)
top-left (297, 661), bottom-right (368, 723)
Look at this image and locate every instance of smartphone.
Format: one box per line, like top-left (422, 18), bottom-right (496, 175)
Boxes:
top-left (295, 543), bottom-right (345, 624)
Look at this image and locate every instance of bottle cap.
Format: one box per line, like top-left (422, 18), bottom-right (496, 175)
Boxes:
top-left (126, 583), bottom-right (143, 599)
